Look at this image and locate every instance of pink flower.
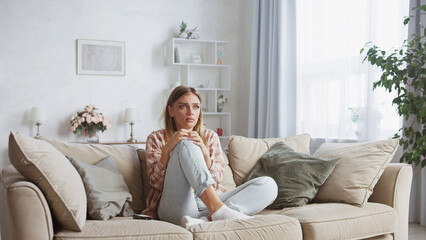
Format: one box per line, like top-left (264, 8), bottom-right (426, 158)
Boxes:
top-left (85, 104), bottom-right (95, 113)
top-left (86, 115), bottom-right (92, 123)
top-left (92, 114), bottom-right (102, 123)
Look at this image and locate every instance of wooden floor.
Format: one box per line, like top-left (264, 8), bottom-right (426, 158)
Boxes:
top-left (409, 223), bottom-right (426, 240)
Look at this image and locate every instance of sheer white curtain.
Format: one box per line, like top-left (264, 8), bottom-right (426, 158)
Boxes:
top-left (248, 0), bottom-right (297, 138)
top-left (296, 0), bottom-right (408, 142)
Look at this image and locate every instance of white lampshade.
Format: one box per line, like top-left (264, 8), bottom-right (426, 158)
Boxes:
top-left (29, 107), bottom-right (46, 123)
top-left (123, 108), bottom-right (140, 123)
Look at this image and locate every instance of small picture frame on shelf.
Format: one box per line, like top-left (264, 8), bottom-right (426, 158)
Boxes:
top-left (174, 47), bottom-right (180, 63)
top-left (191, 53), bottom-right (203, 64)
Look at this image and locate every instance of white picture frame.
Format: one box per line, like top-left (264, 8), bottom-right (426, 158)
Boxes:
top-left (191, 53), bottom-right (203, 64)
top-left (77, 39), bottom-right (125, 76)
top-left (174, 47), bottom-right (180, 63)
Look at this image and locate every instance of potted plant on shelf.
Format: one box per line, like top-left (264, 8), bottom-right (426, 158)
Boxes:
top-left (178, 21), bottom-right (200, 39)
top-left (70, 104), bottom-right (111, 143)
top-left (361, 5), bottom-right (425, 168)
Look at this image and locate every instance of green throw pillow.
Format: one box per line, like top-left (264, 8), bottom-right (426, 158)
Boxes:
top-left (246, 142), bottom-right (339, 209)
top-left (67, 155), bottom-right (134, 220)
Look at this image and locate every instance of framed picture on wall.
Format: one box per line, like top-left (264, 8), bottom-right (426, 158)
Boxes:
top-left (77, 39), bottom-right (126, 76)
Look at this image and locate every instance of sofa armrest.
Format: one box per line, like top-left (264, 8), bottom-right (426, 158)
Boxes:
top-left (1, 165), bottom-right (54, 240)
top-left (369, 163), bottom-right (413, 240)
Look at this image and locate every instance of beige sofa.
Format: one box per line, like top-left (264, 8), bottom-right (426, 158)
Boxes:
top-left (0, 133), bottom-right (413, 240)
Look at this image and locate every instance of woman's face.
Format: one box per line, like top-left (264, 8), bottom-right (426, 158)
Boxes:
top-left (168, 93), bottom-right (201, 131)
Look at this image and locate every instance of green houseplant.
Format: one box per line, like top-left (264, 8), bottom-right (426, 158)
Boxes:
top-left (361, 5), bottom-right (426, 168)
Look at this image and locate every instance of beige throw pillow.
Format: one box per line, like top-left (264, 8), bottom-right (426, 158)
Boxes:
top-left (220, 149), bottom-right (237, 190)
top-left (8, 132), bottom-right (86, 231)
top-left (228, 134), bottom-right (311, 186)
top-left (313, 139), bottom-right (399, 205)
top-left (41, 137), bottom-right (144, 213)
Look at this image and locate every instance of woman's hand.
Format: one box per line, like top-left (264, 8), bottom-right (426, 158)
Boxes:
top-left (188, 131), bottom-right (212, 168)
top-left (160, 129), bottom-right (190, 166)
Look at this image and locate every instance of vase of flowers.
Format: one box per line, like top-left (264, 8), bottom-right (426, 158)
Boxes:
top-left (217, 94), bottom-right (228, 112)
top-left (70, 104), bottom-right (111, 143)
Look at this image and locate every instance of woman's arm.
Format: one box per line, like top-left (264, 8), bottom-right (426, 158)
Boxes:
top-left (145, 132), bottom-right (167, 191)
top-left (146, 129), bottom-right (192, 190)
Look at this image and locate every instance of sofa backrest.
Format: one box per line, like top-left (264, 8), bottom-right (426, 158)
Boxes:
top-left (40, 137), bottom-right (144, 213)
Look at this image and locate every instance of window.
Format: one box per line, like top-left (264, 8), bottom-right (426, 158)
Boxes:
top-left (296, 0), bottom-right (408, 141)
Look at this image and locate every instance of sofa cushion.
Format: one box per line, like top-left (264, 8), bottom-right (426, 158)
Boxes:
top-left (67, 155), bottom-right (134, 220)
top-left (8, 132), bottom-right (86, 231)
top-left (313, 139), bottom-right (399, 205)
top-left (228, 134), bottom-right (311, 186)
top-left (186, 214), bottom-right (302, 240)
top-left (246, 142), bottom-right (339, 209)
top-left (41, 137), bottom-right (144, 213)
top-left (260, 202), bottom-right (397, 240)
top-left (54, 217), bottom-right (193, 240)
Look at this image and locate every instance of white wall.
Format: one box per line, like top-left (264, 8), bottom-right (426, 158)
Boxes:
top-left (0, 0), bottom-right (253, 168)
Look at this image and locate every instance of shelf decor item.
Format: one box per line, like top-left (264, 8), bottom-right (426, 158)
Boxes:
top-left (191, 53), bottom-right (203, 64)
top-left (174, 47), bottom-right (180, 63)
top-left (178, 21), bottom-right (200, 39)
top-left (70, 104), bottom-right (111, 143)
top-left (123, 108), bottom-right (140, 143)
top-left (217, 50), bottom-right (223, 65)
top-left (217, 94), bottom-right (228, 112)
top-left (29, 107), bottom-right (47, 139)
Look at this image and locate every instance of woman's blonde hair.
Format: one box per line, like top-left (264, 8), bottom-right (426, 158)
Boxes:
top-left (162, 85), bottom-right (207, 146)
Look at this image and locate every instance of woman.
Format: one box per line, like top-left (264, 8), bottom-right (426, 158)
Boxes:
top-left (141, 85), bottom-right (277, 226)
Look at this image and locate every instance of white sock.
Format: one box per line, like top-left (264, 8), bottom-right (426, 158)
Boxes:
top-left (181, 216), bottom-right (208, 227)
top-left (211, 205), bottom-right (252, 221)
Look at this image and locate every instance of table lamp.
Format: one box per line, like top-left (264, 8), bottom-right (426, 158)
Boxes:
top-left (123, 108), bottom-right (140, 143)
top-left (29, 107), bottom-right (46, 139)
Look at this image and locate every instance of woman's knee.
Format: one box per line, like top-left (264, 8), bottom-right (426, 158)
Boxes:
top-left (174, 140), bottom-right (201, 155)
top-left (256, 176), bottom-right (278, 201)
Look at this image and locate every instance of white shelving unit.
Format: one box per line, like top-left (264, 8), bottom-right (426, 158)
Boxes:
top-left (166, 38), bottom-right (232, 142)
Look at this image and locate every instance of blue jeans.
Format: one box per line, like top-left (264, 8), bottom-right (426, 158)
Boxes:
top-left (157, 140), bottom-right (278, 225)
